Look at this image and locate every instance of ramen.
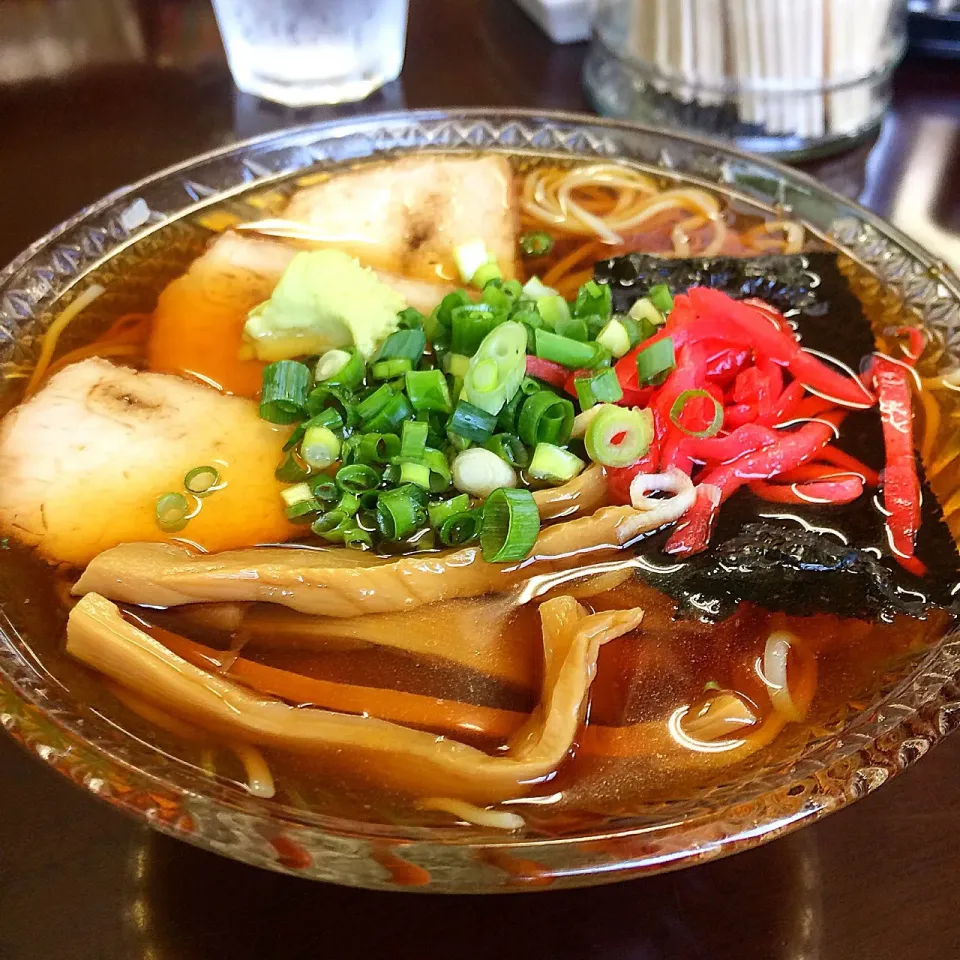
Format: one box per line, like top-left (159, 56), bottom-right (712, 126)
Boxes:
top-left (0, 154), bottom-right (956, 833)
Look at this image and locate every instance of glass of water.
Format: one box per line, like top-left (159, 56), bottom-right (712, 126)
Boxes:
top-left (211, 0), bottom-right (409, 107)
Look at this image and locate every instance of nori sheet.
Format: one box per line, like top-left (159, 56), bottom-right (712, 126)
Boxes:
top-left (593, 252), bottom-right (960, 622)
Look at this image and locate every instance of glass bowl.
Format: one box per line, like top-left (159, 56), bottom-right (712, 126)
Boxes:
top-left (1, 109), bottom-right (959, 892)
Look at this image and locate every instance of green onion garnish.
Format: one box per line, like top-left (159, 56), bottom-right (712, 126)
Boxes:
top-left (628, 297), bottom-right (664, 329)
top-left (371, 357), bottom-right (413, 380)
top-left (529, 442), bottom-right (585, 484)
top-left (572, 280), bottom-right (612, 325)
top-left (423, 448), bottom-right (453, 493)
top-left (283, 407), bottom-right (344, 452)
top-left (449, 399), bottom-right (498, 443)
top-left (352, 435), bottom-right (397, 467)
top-left (480, 488), bottom-right (540, 562)
top-left (397, 307), bottom-right (425, 330)
top-left (156, 492), bottom-right (191, 532)
top-left (400, 420), bottom-right (429, 461)
top-left (309, 476), bottom-right (340, 502)
top-left (518, 390), bottom-right (575, 447)
top-left (648, 283), bottom-right (674, 315)
top-left (356, 384), bottom-right (395, 422)
top-left (376, 485), bottom-right (427, 540)
top-left (275, 451), bottom-right (311, 484)
top-left (305, 384), bottom-right (356, 427)
top-left (595, 318), bottom-right (632, 359)
top-left (668, 389), bottom-right (724, 439)
top-left (636, 337), bottom-right (676, 385)
top-left (374, 328), bottom-right (426, 365)
top-left (484, 433), bottom-right (530, 469)
top-left (335, 463), bottom-right (381, 494)
top-left (281, 482), bottom-right (315, 507)
top-left (311, 510), bottom-right (355, 543)
top-left (519, 231), bottom-right (554, 257)
top-left (451, 303), bottom-right (497, 356)
top-left (315, 348), bottom-right (364, 390)
top-left (554, 313), bottom-right (589, 342)
top-left (343, 525), bottom-right (374, 550)
top-left (286, 498), bottom-right (323, 522)
top-left (404, 368), bottom-right (452, 414)
top-left (574, 368), bottom-right (624, 409)
top-left (365, 392), bottom-right (413, 434)
top-left (472, 257), bottom-right (503, 289)
top-left (584, 405), bottom-right (654, 467)
top-left (428, 493), bottom-right (471, 530)
top-left (534, 329), bottom-right (598, 369)
top-left (300, 425), bottom-right (341, 469)
top-left (184, 465), bottom-right (221, 496)
top-left (259, 360), bottom-right (311, 424)
top-left (443, 353), bottom-right (472, 378)
top-left (439, 509), bottom-right (484, 547)
top-left (463, 321), bottom-right (527, 416)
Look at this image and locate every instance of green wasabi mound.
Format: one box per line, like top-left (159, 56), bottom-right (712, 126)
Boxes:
top-left (243, 250), bottom-right (405, 361)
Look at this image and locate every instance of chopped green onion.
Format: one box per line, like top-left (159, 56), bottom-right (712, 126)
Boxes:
top-left (400, 420), bottom-right (429, 460)
top-left (428, 493), bottom-right (471, 529)
top-left (585, 405), bottom-right (654, 467)
top-left (259, 360), bottom-right (311, 424)
top-left (336, 490), bottom-right (361, 516)
top-left (315, 348), bottom-right (364, 390)
top-left (464, 321), bottom-right (527, 415)
top-left (537, 295), bottom-right (571, 329)
top-left (454, 239), bottom-right (491, 284)
top-left (356, 433), bottom-right (401, 464)
top-left (574, 368), bottom-right (624, 409)
top-left (521, 276), bottom-right (557, 300)
top-left (534, 329), bottom-right (598, 369)
top-left (281, 482), bottom-right (315, 507)
top-left (275, 451), bottom-right (311, 484)
top-left (365, 392), bottom-right (413, 434)
top-left (423, 447), bottom-right (453, 493)
top-left (628, 297), bottom-right (664, 328)
top-left (480, 488), bottom-right (540, 562)
top-left (480, 281), bottom-right (516, 320)
top-left (284, 407), bottom-right (345, 452)
top-left (371, 357), bottom-right (413, 380)
top-left (452, 447), bottom-right (517, 498)
top-left (335, 464), bottom-right (381, 493)
top-left (343, 525), bottom-right (374, 550)
top-left (554, 313), bottom-right (589, 342)
top-left (669, 389), bottom-right (724, 439)
top-left (356, 384), bottom-right (395, 423)
top-left (311, 510), bottom-right (354, 543)
top-left (648, 283), bottom-right (674, 315)
top-left (286, 498), bottom-right (323, 522)
top-left (449, 399), bottom-right (497, 443)
top-left (520, 376), bottom-right (541, 397)
top-left (529, 443), bottom-right (585, 484)
top-left (472, 257), bottom-right (502, 289)
top-left (484, 434), bottom-right (530, 469)
top-left (405, 368), bottom-right (453, 413)
top-left (519, 231), bottom-right (554, 257)
top-left (300, 425), bottom-right (341, 469)
top-left (373, 328), bottom-right (426, 365)
top-left (636, 337), bottom-right (676, 385)
top-left (400, 460), bottom-right (431, 491)
top-left (443, 353), bottom-right (471, 378)
top-left (397, 307), bottom-right (425, 330)
top-left (439, 509), bottom-right (484, 546)
top-left (376, 485), bottom-right (427, 540)
top-left (497, 391), bottom-right (523, 435)
top-left (309, 476), bottom-right (340, 502)
top-left (451, 303), bottom-right (497, 356)
top-left (155, 492), bottom-right (191, 532)
top-left (596, 318), bottom-right (631, 359)
top-left (183, 465), bottom-right (221, 496)
top-left (305, 384), bottom-right (356, 426)
top-left (518, 390), bottom-right (575, 446)
top-left (572, 280), bottom-right (612, 324)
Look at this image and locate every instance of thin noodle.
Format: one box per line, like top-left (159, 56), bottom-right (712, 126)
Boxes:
top-left (418, 797), bottom-right (525, 831)
top-left (25, 284), bottom-right (106, 397)
top-left (230, 742), bottom-right (276, 799)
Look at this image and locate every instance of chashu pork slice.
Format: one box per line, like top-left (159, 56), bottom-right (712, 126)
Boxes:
top-left (282, 155), bottom-right (520, 282)
top-left (149, 231), bottom-right (458, 397)
top-left (0, 358), bottom-right (294, 566)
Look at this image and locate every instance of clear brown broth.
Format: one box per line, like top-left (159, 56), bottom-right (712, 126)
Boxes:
top-left (0, 156), bottom-right (956, 832)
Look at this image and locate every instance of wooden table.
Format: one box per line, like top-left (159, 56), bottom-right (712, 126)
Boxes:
top-left (2, 2), bottom-right (960, 958)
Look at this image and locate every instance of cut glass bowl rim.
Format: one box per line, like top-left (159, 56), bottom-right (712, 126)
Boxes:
top-left (1, 107), bottom-right (959, 891)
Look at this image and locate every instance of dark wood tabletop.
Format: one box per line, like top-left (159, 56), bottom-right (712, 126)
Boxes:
top-left (2, 2), bottom-right (960, 958)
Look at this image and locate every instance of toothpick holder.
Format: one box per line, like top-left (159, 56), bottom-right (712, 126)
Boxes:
top-left (584, 0), bottom-right (909, 160)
